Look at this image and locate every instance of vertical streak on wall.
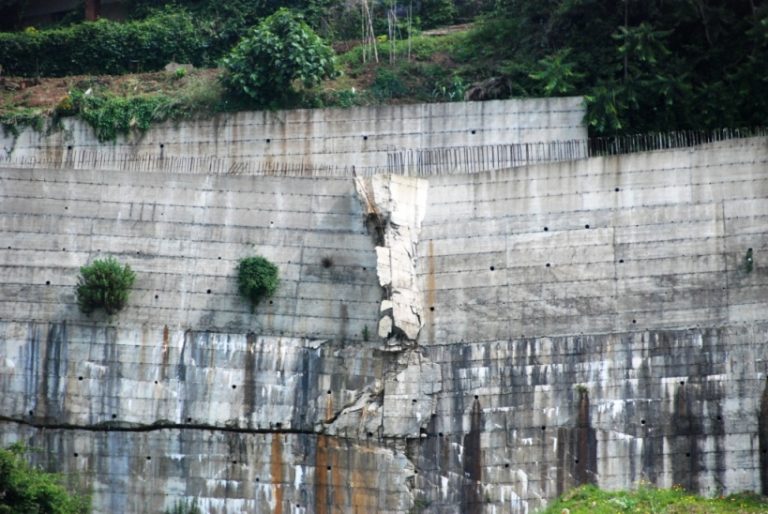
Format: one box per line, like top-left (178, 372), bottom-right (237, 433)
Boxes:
top-left (671, 383), bottom-right (700, 491)
top-left (759, 378), bottom-right (768, 495)
top-left (271, 433), bottom-right (284, 514)
top-left (574, 389), bottom-right (597, 486)
top-left (315, 435), bottom-right (342, 514)
top-left (462, 398), bottom-right (482, 514)
top-left (426, 241), bottom-right (436, 346)
top-left (244, 333), bottom-right (257, 422)
top-left (161, 325), bottom-right (170, 381)
top-left (40, 323), bottom-right (68, 422)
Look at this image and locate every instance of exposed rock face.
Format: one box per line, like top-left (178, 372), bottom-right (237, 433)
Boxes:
top-left (0, 135), bottom-right (767, 513)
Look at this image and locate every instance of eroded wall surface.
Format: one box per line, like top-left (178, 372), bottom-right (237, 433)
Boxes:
top-left (1, 137), bottom-right (767, 513)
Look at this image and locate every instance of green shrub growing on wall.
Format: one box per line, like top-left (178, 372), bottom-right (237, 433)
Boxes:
top-left (0, 9), bottom-right (204, 77)
top-left (0, 444), bottom-right (90, 514)
top-left (237, 256), bottom-right (279, 310)
top-left (221, 8), bottom-right (336, 107)
top-left (76, 257), bottom-right (136, 315)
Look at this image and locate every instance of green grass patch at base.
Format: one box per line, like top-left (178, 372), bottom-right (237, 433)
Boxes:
top-left (542, 485), bottom-right (768, 514)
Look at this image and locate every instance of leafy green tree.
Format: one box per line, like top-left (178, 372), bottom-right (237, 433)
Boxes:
top-left (237, 256), bottom-right (279, 310)
top-left (0, 444), bottom-right (90, 514)
top-left (528, 48), bottom-right (584, 96)
top-left (76, 257), bottom-right (136, 315)
top-left (222, 8), bottom-right (336, 107)
top-left (469, 0), bottom-right (768, 136)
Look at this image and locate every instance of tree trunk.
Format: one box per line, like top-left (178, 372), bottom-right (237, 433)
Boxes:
top-left (85, 0), bottom-right (101, 21)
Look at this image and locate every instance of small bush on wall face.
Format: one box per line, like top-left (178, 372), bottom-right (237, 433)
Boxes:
top-left (76, 257), bottom-right (136, 315)
top-left (237, 256), bottom-right (279, 310)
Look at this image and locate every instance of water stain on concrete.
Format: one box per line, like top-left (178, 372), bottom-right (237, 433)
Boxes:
top-left (759, 377), bottom-right (768, 494)
top-left (462, 397), bottom-right (483, 514)
top-left (670, 381), bottom-right (701, 491)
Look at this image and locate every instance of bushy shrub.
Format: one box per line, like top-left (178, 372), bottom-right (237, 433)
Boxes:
top-left (237, 256), bottom-right (279, 309)
top-left (0, 444), bottom-right (90, 514)
top-left (76, 257), bottom-right (136, 315)
top-left (0, 8), bottom-right (204, 77)
top-left (221, 9), bottom-right (336, 107)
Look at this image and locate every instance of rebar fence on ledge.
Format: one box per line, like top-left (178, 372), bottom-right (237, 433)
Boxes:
top-left (588, 126), bottom-right (768, 156)
top-left (1, 127), bottom-right (765, 177)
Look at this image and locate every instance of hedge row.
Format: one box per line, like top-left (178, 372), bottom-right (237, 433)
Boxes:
top-left (0, 9), bottom-right (206, 77)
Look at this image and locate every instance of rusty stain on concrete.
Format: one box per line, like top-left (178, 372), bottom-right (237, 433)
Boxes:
top-left (271, 433), bottom-right (284, 514)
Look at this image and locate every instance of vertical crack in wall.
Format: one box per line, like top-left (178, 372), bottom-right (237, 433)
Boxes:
top-left (355, 175), bottom-right (428, 346)
top-left (354, 174), bottom-right (442, 513)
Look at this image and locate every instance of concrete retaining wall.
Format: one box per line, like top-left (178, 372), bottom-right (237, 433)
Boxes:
top-left (0, 136), bottom-right (767, 513)
top-left (0, 97), bottom-right (587, 174)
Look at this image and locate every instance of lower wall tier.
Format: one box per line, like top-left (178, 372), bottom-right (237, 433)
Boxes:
top-left (2, 320), bottom-right (767, 513)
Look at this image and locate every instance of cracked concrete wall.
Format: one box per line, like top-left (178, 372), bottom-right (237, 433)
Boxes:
top-left (355, 174), bottom-right (428, 344)
top-left (0, 97), bottom-right (586, 173)
top-left (1, 136), bottom-right (767, 514)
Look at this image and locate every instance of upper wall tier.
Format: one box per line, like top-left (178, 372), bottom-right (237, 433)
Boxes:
top-left (0, 97), bottom-right (587, 173)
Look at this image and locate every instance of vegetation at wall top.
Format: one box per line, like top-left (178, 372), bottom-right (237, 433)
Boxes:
top-left (222, 9), bottom-right (336, 107)
top-left (541, 485), bottom-right (768, 514)
top-left (0, 1), bottom-right (766, 137)
top-left (76, 257), bottom-right (136, 315)
top-left (0, 444), bottom-right (90, 514)
top-left (0, 8), bottom-right (205, 77)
